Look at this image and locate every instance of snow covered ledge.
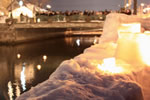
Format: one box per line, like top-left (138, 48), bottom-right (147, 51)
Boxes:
top-left (100, 13), bottom-right (150, 43)
top-left (16, 13), bottom-right (149, 100)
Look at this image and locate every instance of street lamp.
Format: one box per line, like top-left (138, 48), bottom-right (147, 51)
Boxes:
top-left (141, 3), bottom-right (144, 7)
top-left (126, 3), bottom-right (129, 9)
top-left (46, 5), bottom-right (51, 10)
top-left (19, 0), bottom-right (23, 7)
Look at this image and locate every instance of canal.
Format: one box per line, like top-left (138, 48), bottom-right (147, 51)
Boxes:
top-left (0, 36), bottom-right (100, 100)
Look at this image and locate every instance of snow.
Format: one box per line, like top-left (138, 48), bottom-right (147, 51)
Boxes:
top-left (17, 13), bottom-right (150, 100)
top-left (12, 6), bottom-right (33, 18)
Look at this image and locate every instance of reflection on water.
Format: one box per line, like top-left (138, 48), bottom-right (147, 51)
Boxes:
top-left (15, 83), bottom-right (21, 97)
top-left (0, 36), bottom-right (100, 99)
top-left (8, 81), bottom-right (13, 100)
top-left (20, 63), bottom-right (26, 91)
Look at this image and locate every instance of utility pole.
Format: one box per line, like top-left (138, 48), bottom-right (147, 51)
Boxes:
top-left (10, 0), bottom-right (13, 19)
top-left (124, 0), bottom-right (127, 9)
top-left (133, 0), bottom-right (137, 15)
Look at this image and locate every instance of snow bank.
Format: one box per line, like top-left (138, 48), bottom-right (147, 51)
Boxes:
top-left (100, 13), bottom-right (150, 43)
top-left (17, 13), bottom-right (150, 100)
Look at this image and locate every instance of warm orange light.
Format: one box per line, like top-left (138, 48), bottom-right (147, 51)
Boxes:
top-left (136, 34), bottom-right (150, 66)
top-left (17, 54), bottom-right (21, 59)
top-left (118, 23), bottom-right (141, 34)
top-left (37, 65), bottom-right (42, 70)
top-left (43, 55), bottom-right (47, 62)
top-left (93, 39), bottom-right (97, 44)
top-left (97, 58), bottom-right (123, 74)
top-left (116, 32), bottom-right (150, 66)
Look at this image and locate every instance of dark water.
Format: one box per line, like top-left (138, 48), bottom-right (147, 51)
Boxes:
top-left (0, 36), bottom-right (100, 100)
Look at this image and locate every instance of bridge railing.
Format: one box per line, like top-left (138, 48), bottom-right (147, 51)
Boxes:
top-left (36, 14), bottom-right (106, 23)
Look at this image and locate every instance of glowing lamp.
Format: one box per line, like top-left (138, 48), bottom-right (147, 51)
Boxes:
top-left (0, 12), bottom-right (4, 16)
top-left (43, 55), bottom-right (47, 62)
top-left (19, 1), bottom-right (23, 7)
top-left (116, 32), bottom-right (150, 66)
top-left (37, 65), bottom-right (42, 70)
top-left (97, 57), bottom-right (123, 74)
top-left (37, 18), bottom-right (40, 23)
top-left (118, 23), bottom-right (141, 34)
top-left (17, 54), bottom-right (21, 59)
top-left (46, 5), bottom-right (51, 9)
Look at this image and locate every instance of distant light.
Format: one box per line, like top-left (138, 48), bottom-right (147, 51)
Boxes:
top-left (126, 3), bottom-right (129, 8)
top-left (19, 0), bottom-right (23, 7)
top-left (43, 55), bottom-right (47, 62)
top-left (0, 12), bottom-right (4, 16)
top-left (76, 39), bottom-right (80, 46)
top-left (37, 65), bottom-right (42, 70)
top-left (37, 18), bottom-right (40, 23)
top-left (141, 3), bottom-right (144, 7)
top-left (46, 5), bottom-right (51, 9)
top-left (17, 54), bottom-right (21, 59)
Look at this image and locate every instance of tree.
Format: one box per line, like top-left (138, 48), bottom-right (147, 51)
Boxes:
top-left (26, 0), bottom-right (49, 7)
top-left (133, 0), bottom-right (137, 15)
top-left (0, 0), bottom-right (11, 13)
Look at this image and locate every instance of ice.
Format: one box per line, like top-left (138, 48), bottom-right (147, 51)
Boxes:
top-left (17, 13), bottom-right (150, 100)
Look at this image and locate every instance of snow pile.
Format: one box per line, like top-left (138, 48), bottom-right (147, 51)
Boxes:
top-left (17, 13), bottom-right (150, 100)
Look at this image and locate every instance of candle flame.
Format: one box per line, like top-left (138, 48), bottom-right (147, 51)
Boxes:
top-left (97, 58), bottom-right (123, 74)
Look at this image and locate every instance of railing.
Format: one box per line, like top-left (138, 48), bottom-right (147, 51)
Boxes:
top-left (5, 14), bottom-right (106, 24)
top-left (36, 14), bottom-right (106, 23)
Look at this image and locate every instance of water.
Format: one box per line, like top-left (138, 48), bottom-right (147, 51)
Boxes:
top-left (0, 36), bottom-right (100, 100)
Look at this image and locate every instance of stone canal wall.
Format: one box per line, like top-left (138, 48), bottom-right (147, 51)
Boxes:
top-left (0, 22), bottom-right (104, 44)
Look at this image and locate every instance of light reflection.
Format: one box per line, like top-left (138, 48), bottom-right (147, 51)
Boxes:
top-left (76, 39), bottom-right (80, 46)
top-left (64, 37), bottom-right (73, 46)
top-left (37, 65), bottom-right (42, 70)
top-left (17, 54), bottom-right (21, 59)
top-left (43, 55), bottom-right (47, 62)
top-left (8, 81), bottom-right (14, 100)
top-left (16, 83), bottom-right (21, 97)
top-left (20, 63), bottom-right (26, 91)
top-left (93, 37), bottom-right (99, 44)
top-left (93, 39), bottom-right (97, 44)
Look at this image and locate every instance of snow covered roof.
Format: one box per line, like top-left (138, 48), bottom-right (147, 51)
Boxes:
top-left (7, 1), bottom-right (47, 13)
top-left (12, 6), bottom-right (33, 18)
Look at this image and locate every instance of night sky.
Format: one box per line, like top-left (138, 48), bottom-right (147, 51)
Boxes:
top-left (48, 0), bottom-right (150, 11)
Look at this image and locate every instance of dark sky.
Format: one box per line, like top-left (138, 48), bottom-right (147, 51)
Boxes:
top-left (48, 0), bottom-right (150, 11)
